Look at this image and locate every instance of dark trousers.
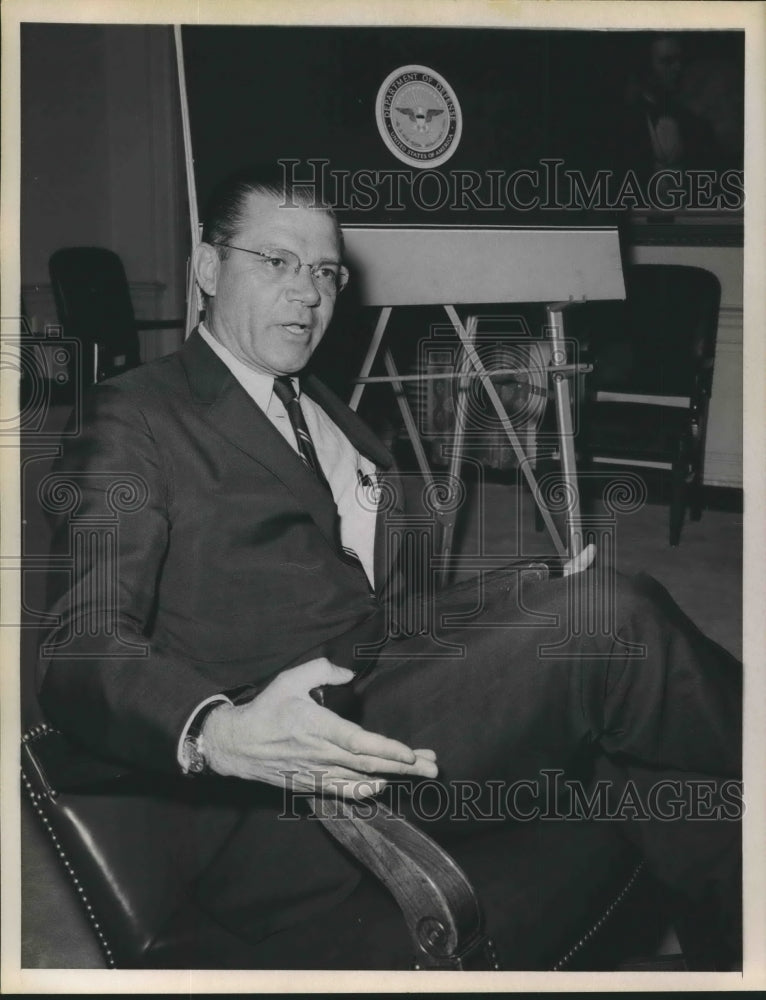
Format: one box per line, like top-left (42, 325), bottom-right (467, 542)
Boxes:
top-left (198, 567), bottom-right (742, 967)
top-left (360, 567), bottom-right (740, 779)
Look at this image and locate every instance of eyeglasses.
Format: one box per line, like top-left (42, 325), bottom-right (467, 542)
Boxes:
top-left (212, 243), bottom-right (349, 295)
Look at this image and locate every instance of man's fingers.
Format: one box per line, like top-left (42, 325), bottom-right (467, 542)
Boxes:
top-left (331, 748), bottom-right (439, 778)
top-left (280, 657), bottom-right (354, 690)
top-left (322, 715), bottom-right (422, 765)
top-left (563, 542), bottom-right (596, 577)
top-left (343, 724), bottom-right (420, 765)
top-left (317, 664), bottom-right (357, 687)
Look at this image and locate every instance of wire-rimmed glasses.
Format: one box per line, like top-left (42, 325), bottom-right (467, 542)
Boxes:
top-left (212, 243), bottom-right (349, 295)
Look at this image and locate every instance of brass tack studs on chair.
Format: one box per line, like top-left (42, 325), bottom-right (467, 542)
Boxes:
top-left (22, 732), bottom-right (117, 967)
top-left (551, 861), bottom-right (644, 970)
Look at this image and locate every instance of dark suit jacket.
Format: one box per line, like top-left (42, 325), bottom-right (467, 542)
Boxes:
top-left (37, 330), bottom-right (411, 939)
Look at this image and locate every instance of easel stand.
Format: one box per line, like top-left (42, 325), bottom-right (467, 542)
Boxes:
top-left (340, 223), bottom-right (625, 586)
top-left (350, 301), bottom-right (589, 586)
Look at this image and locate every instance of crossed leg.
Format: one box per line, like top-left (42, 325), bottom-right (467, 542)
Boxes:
top-left (356, 566), bottom-right (742, 965)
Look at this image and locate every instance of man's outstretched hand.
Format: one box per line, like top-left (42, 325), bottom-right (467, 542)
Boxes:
top-left (202, 658), bottom-right (438, 800)
top-left (201, 548), bottom-right (594, 798)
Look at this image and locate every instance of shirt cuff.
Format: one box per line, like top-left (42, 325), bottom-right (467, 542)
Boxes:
top-left (177, 694), bottom-right (232, 772)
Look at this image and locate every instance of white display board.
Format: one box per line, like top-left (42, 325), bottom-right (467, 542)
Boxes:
top-left (341, 225), bottom-right (626, 306)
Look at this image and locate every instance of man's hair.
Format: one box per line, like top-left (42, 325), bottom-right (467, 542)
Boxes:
top-left (201, 164), bottom-right (341, 258)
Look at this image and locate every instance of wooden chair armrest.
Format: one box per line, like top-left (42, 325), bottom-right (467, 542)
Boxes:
top-left (312, 795), bottom-right (497, 970)
top-left (22, 725), bottom-right (497, 969)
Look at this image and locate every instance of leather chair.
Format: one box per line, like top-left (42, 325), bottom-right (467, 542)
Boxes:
top-left (48, 247), bottom-right (183, 391)
top-left (20, 719), bottom-right (674, 971)
top-left (17, 304), bottom-right (674, 970)
top-left (569, 264), bottom-right (721, 546)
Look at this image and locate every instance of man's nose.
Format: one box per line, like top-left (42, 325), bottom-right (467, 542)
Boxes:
top-left (286, 264), bottom-right (322, 304)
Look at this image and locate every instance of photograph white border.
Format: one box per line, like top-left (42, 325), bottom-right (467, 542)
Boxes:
top-left (2, 0), bottom-right (764, 993)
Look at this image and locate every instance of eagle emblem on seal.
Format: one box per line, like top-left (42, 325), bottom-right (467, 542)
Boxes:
top-left (376, 65), bottom-right (462, 168)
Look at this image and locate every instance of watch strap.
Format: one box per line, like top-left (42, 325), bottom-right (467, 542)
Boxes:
top-left (182, 699), bottom-right (225, 775)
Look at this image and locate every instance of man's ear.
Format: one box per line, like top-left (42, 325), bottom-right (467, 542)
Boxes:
top-left (194, 242), bottom-right (220, 298)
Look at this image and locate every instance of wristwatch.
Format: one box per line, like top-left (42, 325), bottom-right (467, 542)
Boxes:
top-left (182, 700), bottom-right (224, 775)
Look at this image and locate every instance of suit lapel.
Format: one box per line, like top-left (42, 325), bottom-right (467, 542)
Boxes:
top-left (371, 465), bottom-right (407, 598)
top-left (179, 331), bottom-right (341, 547)
top-left (179, 330), bottom-right (407, 591)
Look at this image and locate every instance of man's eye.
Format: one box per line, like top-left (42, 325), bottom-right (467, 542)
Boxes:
top-left (315, 265), bottom-right (339, 281)
top-left (264, 255), bottom-right (288, 269)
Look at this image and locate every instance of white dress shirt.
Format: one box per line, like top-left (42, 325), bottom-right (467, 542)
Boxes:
top-left (178, 324), bottom-right (379, 769)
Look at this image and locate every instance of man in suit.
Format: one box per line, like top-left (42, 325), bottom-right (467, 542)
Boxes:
top-left (38, 167), bottom-right (742, 968)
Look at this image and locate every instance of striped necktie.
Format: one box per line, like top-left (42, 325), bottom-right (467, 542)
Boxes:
top-left (272, 376), bottom-right (328, 485)
top-left (273, 376), bottom-right (369, 578)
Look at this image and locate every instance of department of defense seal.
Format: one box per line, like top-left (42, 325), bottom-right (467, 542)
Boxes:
top-left (375, 65), bottom-right (462, 168)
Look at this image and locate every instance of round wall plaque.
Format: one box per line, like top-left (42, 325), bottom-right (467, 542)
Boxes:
top-left (375, 65), bottom-right (463, 169)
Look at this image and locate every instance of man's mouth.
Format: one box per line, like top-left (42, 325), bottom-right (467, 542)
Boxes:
top-left (282, 323), bottom-right (311, 335)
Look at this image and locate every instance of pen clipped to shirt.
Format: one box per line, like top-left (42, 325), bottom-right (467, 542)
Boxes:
top-left (356, 468), bottom-right (382, 506)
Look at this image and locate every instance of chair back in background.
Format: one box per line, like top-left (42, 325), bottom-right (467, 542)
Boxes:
top-left (575, 264), bottom-right (721, 398)
top-left (49, 247), bottom-right (142, 385)
top-left (566, 263), bottom-right (722, 546)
